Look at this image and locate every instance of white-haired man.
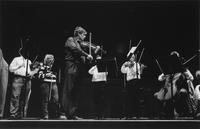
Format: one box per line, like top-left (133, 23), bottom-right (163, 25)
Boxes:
top-left (61, 26), bottom-right (94, 120)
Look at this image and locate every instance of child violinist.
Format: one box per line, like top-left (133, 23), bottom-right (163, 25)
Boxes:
top-left (38, 54), bottom-right (60, 119)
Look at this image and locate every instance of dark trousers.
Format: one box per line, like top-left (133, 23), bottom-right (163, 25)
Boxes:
top-left (160, 89), bottom-right (193, 119)
top-left (10, 76), bottom-right (31, 118)
top-left (175, 89), bottom-right (194, 117)
top-left (41, 81), bottom-right (59, 117)
top-left (92, 81), bottom-right (106, 118)
top-left (124, 79), bottom-right (140, 118)
top-left (62, 61), bottom-right (81, 117)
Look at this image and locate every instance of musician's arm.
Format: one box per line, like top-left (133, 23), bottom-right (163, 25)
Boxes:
top-left (184, 68), bottom-right (194, 81)
top-left (139, 63), bottom-right (146, 74)
top-left (9, 58), bottom-right (22, 72)
top-left (158, 73), bottom-right (167, 81)
top-left (65, 38), bottom-right (89, 57)
top-left (121, 62), bottom-right (129, 74)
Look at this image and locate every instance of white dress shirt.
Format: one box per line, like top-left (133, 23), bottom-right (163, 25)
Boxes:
top-left (9, 56), bottom-right (32, 77)
top-left (121, 61), bottom-right (142, 81)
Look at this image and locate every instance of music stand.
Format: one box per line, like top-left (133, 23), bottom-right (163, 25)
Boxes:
top-left (96, 57), bottom-right (118, 80)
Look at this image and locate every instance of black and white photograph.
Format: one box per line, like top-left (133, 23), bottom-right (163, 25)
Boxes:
top-left (0, 0), bottom-right (199, 128)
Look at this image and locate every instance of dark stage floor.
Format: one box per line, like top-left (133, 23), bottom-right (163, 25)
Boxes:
top-left (0, 118), bottom-right (200, 129)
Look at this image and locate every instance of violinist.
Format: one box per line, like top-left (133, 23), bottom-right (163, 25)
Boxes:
top-left (61, 26), bottom-right (93, 120)
top-left (9, 46), bottom-right (39, 119)
top-left (37, 54), bottom-right (61, 120)
top-left (121, 53), bottom-right (146, 119)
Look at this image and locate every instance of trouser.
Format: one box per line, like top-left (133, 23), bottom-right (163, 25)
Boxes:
top-left (175, 89), bottom-right (193, 117)
top-left (10, 76), bottom-right (31, 118)
top-left (124, 79), bottom-right (140, 118)
top-left (0, 67), bottom-right (8, 118)
top-left (62, 61), bottom-right (81, 117)
top-left (92, 81), bottom-right (107, 118)
top-left (41, 81), bottom-right (59, 117)
top-left (161, 99), bottom-right (175, 119)
top-left (160, 89), bottom-right (193, 118)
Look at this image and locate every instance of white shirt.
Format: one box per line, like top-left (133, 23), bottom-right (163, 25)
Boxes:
top-left (121, 61), bottom-right (142, 81)
top-left (194, 85), bottom-right (200, 100)
top-left (9, 56), bottom-right (32, 76)
top-left (88, 65), bottom-right (107, 82)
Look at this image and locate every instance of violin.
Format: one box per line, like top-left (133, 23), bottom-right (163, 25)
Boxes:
top-left (31, 61), bottom-right (51, 72)
top-left (80, 41), bottom-right (107, 54)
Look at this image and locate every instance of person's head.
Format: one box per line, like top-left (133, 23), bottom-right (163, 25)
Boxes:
top-left (196, 70), bottom-right (200, 79)
top-left (130, 54), bottom-right (136, 62)
top-left (44, 54), bottom-right (54, 67)
top-left (170, 51), bottom-right (180, 58)
top-left (74, 26), bottom-right (87, 41)
top-left (169, 51), bottom-right (185, 73)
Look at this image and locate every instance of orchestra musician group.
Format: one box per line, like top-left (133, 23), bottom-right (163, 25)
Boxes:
top-left (0, 26), bottom-right (200, 120)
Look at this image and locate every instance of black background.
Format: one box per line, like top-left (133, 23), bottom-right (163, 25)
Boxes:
top-left (1, 0), bottom-right (199, 71)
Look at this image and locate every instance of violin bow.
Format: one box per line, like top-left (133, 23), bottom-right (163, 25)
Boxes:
top-left (101, 45), bottom-right (103, 58)
top-left (135, 40), bottom-right (142, 51)
top-left (155, 58), bottom-right (164, 74)
top-left (89, 32), bottom-right (92, 55)
top-left (129, 39), bottom-right (132, 51)
top-left (182, 51), bottom-right (200, 65)
top-left (138, 48), bottom-right (145, 63)
top-left (18, 38), bottom-right (23, 56)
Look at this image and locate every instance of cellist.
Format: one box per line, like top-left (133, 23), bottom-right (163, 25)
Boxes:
top-left (154, 51), bottom-right (195, 118)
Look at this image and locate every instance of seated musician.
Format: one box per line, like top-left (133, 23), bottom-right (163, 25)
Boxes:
top-left (88, 55), bottom-right (108, 119)
top-left (154, 51), bottom-right (195, 118)
top-left (121, 53), bottom-right (146, 119)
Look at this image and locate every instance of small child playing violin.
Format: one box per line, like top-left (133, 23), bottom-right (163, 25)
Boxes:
top-left (37, 54), bottom-right (60, 119)
top-left (121, 54), bottom-right (146, 119)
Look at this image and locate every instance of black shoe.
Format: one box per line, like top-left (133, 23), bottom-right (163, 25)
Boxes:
top-left (69, 116), bottom-right (83, 120)
top-left (9, 116), bottom-right (21, 120)
top-left (98, 117), bottom-right (104, 120)
top-left (41, 115), bottom-right (49, 120)
top-left (120, 117), bottom-right (127, 120)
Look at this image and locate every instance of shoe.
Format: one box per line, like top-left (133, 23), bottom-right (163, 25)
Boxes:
top-left (59, 115), bottom-right (67, 120)
top-left (9, 114), bottom-right (22, 120)
top-left (120, 117), bottom-right (127, 120)
top-left (74, 116), bottom-right (83, 120)
top-left (98, 117), bottom-right (104, 120)
top-left (69, 116), bottom-right (83, 120)
top-left (41, 115), bottom-right (49, 120)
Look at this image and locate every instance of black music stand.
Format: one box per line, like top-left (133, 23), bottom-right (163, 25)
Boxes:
top-left (96, 57), bottom-right (118, 79)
